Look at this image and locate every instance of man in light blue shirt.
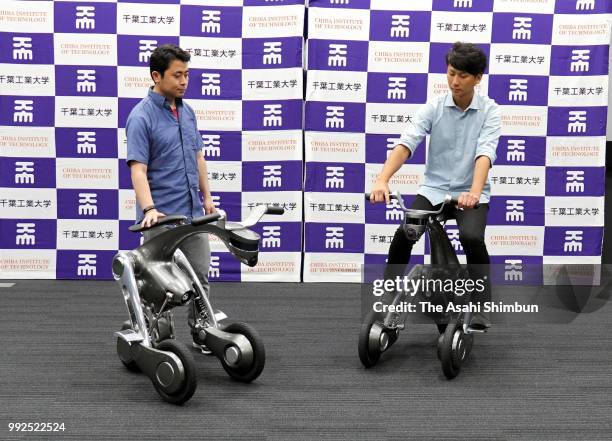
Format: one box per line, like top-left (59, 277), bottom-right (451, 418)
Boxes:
top-left (370, 42), bottom-right (500, 329)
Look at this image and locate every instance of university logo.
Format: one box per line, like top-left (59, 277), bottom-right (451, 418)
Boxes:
top-left (325, 226), bottom-right (344, 249)
top-left (508, 79), bottom-right (528, 102)
top-left (567, 111), bottom-right (587, 133)
top-left (262, 226), bottom-right (281, 248)
top-left (565, 170), bottom-right (585, 193)
top-left (325, 106), bottom-right (344, 129)
top-left (75, 5), bottom-right (96, 30)
top-left (387, 77), bottom-right (407, 100)
top-left (563, 230), bottom-right (583, 252)
top-left (201, 73), bottom-right (221, 96)
top-left (263, 104), bottom-right (283, 127)
top-left (263, 42), bottom-right (282, 65)
top-left (15, 161), bottom-right (34, 185)
top-left (77, 254), bottom-right (97, 276)
top-left (12, 37), bottom-right (32, 60)
top-left (262, 165), bottom-right (282, 188)
top-left (76, 69), bottom-right (97, 93)
top-left (505, 200), bottom-right (525, 222)
top-left (138, 40), bottom-right (157, 63)
top-left (504, 259), bottom-right (523, 281)
top-left (201, 10), bottom-right (221, 34)
top-left (390, 15), bottom-right (410, 38)
top-left (328, 44), bottom-right (347, 67)
top-left (202, 134), bottom-right (221, 157)
top-left (506, 139), bottom-right (525, 162)
top-left (512, 17), bottom-right (532, 40)
top-left (325, 166), bottom-right (344, 189)
top-left (13, 100), bottom-right (33, 123)
top-left (78, 193), bottom-right (98, 215)
top-left (16, 223), bottom-right (36, 246)
top-left (77, 131), bottom-right (97, 154)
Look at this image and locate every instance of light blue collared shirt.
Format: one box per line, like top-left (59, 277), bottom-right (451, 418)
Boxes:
top-left (397, 92), bottom-right (501, 205)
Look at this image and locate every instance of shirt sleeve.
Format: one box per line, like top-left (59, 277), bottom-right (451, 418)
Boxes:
top-left (125, 113), bottom-right (150, 166)
top-left (396, 100), bottom-right (435, 156)
top-left (475, 102), bottom-right (501, 167)
top-left (185, 104), bottom-right (204, 150)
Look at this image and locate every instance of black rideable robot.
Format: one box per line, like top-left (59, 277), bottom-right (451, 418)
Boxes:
top-left (359, 191), bottom-right (488, 379)
top-left (113, 205), bottom-right (283, 404)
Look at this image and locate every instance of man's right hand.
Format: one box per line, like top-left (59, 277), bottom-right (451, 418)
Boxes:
top-left (141, 209), bottom-right (166, 228)
top-left (370, 179), bottom-right (390, 204)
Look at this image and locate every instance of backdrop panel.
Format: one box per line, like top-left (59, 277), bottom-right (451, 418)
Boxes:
top-left (303, 0), bottom-right (611, 282)
top-left (0, 0), bottom-right (305, 281)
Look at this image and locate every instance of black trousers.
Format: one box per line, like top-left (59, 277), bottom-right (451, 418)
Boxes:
top-left (384, 194), bottom-right (491, 303)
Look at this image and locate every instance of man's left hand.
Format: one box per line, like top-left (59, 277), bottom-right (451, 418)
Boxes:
top-left (457, 192), bottom-right (480, 209)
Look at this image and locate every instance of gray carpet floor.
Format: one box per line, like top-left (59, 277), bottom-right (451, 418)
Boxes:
top-left (1, 280), bottom-right (611, 441)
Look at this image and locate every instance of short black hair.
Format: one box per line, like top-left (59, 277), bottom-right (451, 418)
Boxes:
top-left (445, 42), bottom-right (487, 76)
top-left (149, 44), bottom-right (190, 78)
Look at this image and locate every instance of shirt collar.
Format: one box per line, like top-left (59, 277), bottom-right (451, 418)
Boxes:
top-left (444, 92), bottom-right (481, 111)
top-left (147, 87), bottom-right (182, 110)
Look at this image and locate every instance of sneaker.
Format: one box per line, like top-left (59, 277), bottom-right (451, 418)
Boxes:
top-left (469, 311), bottom-right (491, 330)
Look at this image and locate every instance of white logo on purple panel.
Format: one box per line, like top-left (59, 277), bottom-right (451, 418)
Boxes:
top-left (201, 10), bottom-right (221, 34)
top-left (507, 139), bottom-right (525, 162)
top-left (77, 131), bottom-right (96, 154)
top-left (328, 44), bottom-right (347, 67)
top-left (325, 106), bottom-right (344, 129)
top-left (263, 42), bottom-right (282, 65)
top-left (13, 100), bottom-right (33, 123)
top-left (565, 170), bottom-right (585, 193)
top-left (201, 73), bottom-right (221, 96)
top-left (263, 165), bottom-right (282, 188)
top-left (512, 17), bottom-right (532, 40)
top-left (331, 0), bottom-right (350, 4)
top-left (75, 6), bottom-right (95, 30)
top-left (211, 195), bottom-right (221, 208)
top-left (390, 15), bottom-right (410, 38)
top-left (576, 0), bottom-right (595, 10)
top-left (16, 223), bottom-right (36, 246)
top-left (447, 229), bottom-right (462, 251)
top-left (76, 69), bottom-right (96, 93)
top-left (78, 193), bottom-right (98, 215)
top-left (208, 255), bottom-right (220, 278)
top-left (504, 259), bottom-right (523, 281)
top-left (325, 227), bottom-right (344, 249)
top-left (386, 138), bottom-right (398, 158)
top-left (325, 166), bottom-right (344, 189)
top-left (454, 0), bottom-right (473, 7)
top-left (505, 200), bottom-right (524, 222)
top-left (77, 254), bottom-right (97, 276)
top-left (139, 40), bottom-right (158, 63)
top-left (508, 79), bottom-right (528, 102)
top-left (12, 37), bottom-right (33, 61)
top-left (263, 104), bottom-right (283, 127)
top-left (387, 77), bottom-right (407, 100)
top-left (15, 161), bottom-right (34, 184)
top-left (385, 199), bottom-right (402, 221)
top-left (202, 134), bottom-right (221, 157)
top-left (567, 111), bottom-right (587, 133)
top-left (262, 226), bottom-right (281, 248)
top-left (564, 231), bottom-right (583, 252)
top-left (570, 49), bottom-right (590, 72)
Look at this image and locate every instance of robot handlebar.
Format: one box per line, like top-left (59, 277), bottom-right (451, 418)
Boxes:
top-left (192, 212), bottom-right (222, 226)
